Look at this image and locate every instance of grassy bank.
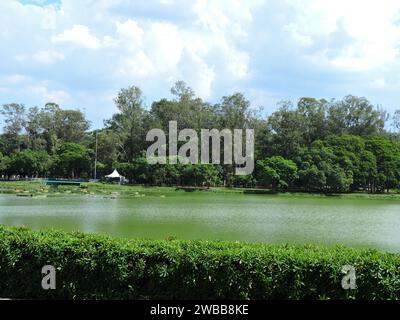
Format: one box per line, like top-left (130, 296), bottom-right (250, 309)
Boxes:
top-left (0, 225), bottom-right (399, 300)
top-left (1, 180), bottom-right (400, 201)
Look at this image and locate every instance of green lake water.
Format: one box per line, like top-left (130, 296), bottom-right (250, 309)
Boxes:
top-left (1, 192), bottom-right (400, 252)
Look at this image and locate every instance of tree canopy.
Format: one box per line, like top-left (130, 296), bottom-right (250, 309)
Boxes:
top-left (1, 81), bottom-right (400, 193)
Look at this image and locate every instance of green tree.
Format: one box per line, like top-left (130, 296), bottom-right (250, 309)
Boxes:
top-left (266, 102), bottom-right (305, 158)
top-left (365, 136), bottom-right (400, 192)
top-left (298, 165), bottom-right (327, 191)
top-left (392, 110), bottom-right (400, 133)
top-left (297, 97), bottom-right (328, 145)
top-left (106, 86), bottom-right (149, 162)
top-left (0, 103), bottom-right (26, 153)
top-left (232, 174), bottom-right (257, 188)
top-left (256, 156), bottom-right (298, 190)
top-left (91, 129), bottom-right (120, 172)
top-left (51, 143), bottom-right (92, 178)
top-left (218, 93), bottom-right (252, 130)
top-left (323, 135), bottom-right (377, 192)
top-left (295, 143), bottom-right (353, 192)
top-left (25, 106), bottom-right (47, 151)
top-left (150, 81), bottom-right (218, 132)
top-left (182, 164), bottom-right (222, 187)
top-left (19, 103), bottom-right (91, 154)
top-left (327, 95), bottom-right (385, 136)
top-left (54, 109), bottom-right (90, 144)
top-left (112, 162), bottom-right (135, 183)
top-left (0, 152), bottom-right (10, 177)
top-left (216, 92), bottom-right (257, 184)
top-left (8, 150), bottom-right (50, 177)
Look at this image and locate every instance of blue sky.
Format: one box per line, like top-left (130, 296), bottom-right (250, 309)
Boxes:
top-left (1, 0), bottom-right (400, 129)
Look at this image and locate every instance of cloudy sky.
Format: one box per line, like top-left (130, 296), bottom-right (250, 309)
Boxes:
top-left (1, 0), bottom-right (400, 129)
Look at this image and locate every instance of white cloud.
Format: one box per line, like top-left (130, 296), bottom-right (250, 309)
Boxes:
top-left (0, 73), bottom-right (70, 105)
top-left (0, 74), bottom-right (31, 85)
top-left (283, 23), bottom-right (313, 47)
top-left (107, 15), bottom-right (246, 98)
top-left (285, 0), bottom-right (400, 71)
top-left (247, 88), bottom-right (280, 111)
top-left (33, 50), bottom-right (65, 64)
top-left (52, 24), bottom-right (101, 49)
top-left (119, 51), bottom-right (156, 77)
top-left (2, 0), bottom-right (260, 105)
top-left (2, 0), bottom-right (400, 128)
top-left (369, 73), bottom-right (400, 90)
top-left (26, 83), bottom-right (70, 104)
top-left (192, 0), bottom-right (255, 37)
top-left (115, 19), bottom-right (143, 47)
top-left (146, 22), bottom-right (184, 70)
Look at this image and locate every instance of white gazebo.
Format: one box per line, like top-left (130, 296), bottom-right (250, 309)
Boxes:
top-left (105, 169), bottom-right (124, 184)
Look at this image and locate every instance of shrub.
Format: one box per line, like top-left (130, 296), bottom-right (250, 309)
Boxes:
top-left (0, 225), bottom-right (399, 300)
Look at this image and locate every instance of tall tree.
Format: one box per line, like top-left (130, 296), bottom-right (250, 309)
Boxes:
top-left (327, 95), bottom-right (385, 136)
top-left (151, 81), bottom-right (218, 132)
top-left (25, 106), bottom-right (46, 151)
top-left (218, 93), bottom-right (252, 130)
top-left (105, 86), bottom-right (149, 162)
top-left (266, 101), bottom-right (304, 158)
top-left (297, 97), bottom-right (328, 145)
top-left (40, 103), bottom-right (90, 152)
top-left (392, 110), bottom-right (400, 133)
top-left (0, 103), bottom-right (26, 153)
top-left (91, 129), bottom-right (120, 171)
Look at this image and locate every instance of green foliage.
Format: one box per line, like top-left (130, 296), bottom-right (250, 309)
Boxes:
top-left (38, 103), bottom-right (90, 151)
top-left (323, 135), bottom-right (377, 191)
top-left (256, 156), bottom-right (298, 190)
top-left (151, 82), bottom-right (218, 132)
top-left (327, 96), bottom-right (385, 136)
top-left (0, 103), bottom-right (26, 154)
top-left (232, 174), bottom-right (257, 188)
top-left (1, 84), bottom-right (400, 192)
top-left (0, 153), bottom-right (10, 175)
top-left (181, 164), bottom-right (222, 187)
top-left (295, 143), bottom-right (354, 192)
top-left (8, 150), bottom-right (50, 177)
top-left (106, 86), bottom-right (150, 161)
top-left (0, 225), bottom-right (399, 300)
top-left (113, 161), bottom-right (136, 182)
top-left (113, 157), bottom-right (223, 187)
top-left (218, 93), bottom-right (252, 130)
top-left (50, 143), bottom-right (92, 178)
top-left (92, 129), bottom-right (119, 171)
top-left (365, 136), bottom-right (400, 192)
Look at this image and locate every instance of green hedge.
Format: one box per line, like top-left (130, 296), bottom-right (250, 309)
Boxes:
top-left (0, 225), bottom-right (399, 299)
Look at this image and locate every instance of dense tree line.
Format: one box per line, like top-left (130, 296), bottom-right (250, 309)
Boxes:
top-left (1, 81), bottom-right (400, 193)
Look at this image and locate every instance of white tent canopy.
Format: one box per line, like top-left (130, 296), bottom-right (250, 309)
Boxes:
top-left (105, 169), bottom-right (123, 179)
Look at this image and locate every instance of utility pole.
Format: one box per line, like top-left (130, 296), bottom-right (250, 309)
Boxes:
top-left (94, 131), bottom-right (98, 180)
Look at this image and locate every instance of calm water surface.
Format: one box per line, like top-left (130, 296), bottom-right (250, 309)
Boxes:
top-left (1, 192), bottom-right (400, 252)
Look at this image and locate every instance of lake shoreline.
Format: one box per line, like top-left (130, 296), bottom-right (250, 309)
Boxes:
top-left (1, 180), bottom-right (400, 201)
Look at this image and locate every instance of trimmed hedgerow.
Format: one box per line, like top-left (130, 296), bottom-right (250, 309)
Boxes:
top-left (0, 225), bottom-right (399, 300)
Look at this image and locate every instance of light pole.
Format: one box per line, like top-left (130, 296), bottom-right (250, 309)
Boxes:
top-left (94, 131), bottom-right (98, 180)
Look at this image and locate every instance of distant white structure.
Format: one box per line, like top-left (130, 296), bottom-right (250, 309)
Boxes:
top-left (105, 169), bottom-right (126, 184)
